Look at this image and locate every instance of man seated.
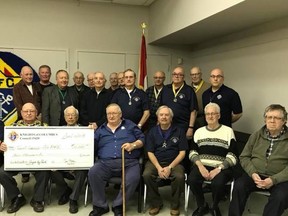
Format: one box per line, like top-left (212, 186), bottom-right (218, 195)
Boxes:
top-left (229, 104), bottom-right (288, 216)
top-left (50, 106), bottom-right (88, 213)
top-left (88, 103), bottom-right (144, 216)
top-left (0, 103), bottom-right (50, 213)
top-left (187, 103), bottom-right (237, 216)
top-left (143, 105), bottom-right (188, 216)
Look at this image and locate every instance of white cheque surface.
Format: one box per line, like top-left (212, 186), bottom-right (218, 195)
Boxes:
top-left (4, 126), bottom-right (94, 171)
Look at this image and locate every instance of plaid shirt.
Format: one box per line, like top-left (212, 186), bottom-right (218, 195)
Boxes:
top-left (146, 85), bottom-right (162, 126)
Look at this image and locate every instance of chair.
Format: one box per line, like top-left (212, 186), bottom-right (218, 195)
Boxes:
top-left (247, 189), bottom-right (270, 213)
top-left (143, 174), bottom-right (188, 214)
top-left (185, 179), bottom-right (234, 214)
top-left (0, 184), bottom-right (4, 211)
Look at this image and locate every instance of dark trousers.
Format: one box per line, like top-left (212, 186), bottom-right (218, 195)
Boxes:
top-left (50, 170), bottom-right (87, 200)
top-left (187, 165), bottom-right (233, 208)
top-left (229, 172), bottom-right (288, 216)
top-left (0, 165), bottom-right (50, 202)
top-left (142, 161), bottom-right (185, 209)
top-left (88, 159), bottom-right (140, 208)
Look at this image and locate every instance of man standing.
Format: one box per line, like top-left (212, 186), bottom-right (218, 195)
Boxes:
top-left (0, 103), bottom-right (50, 213)
top-left (35, 65), bottom-right (54, 93)
top-left (70, 71), bottom-right (90, 98)
top-left (117, 71), bottom-right (125, 88)
top-left (13, 65), bottom-right (42, 119)
top-left (190, 67), bottom-right (210, 129)
top-left (111, 69), bottom-right (150, 129)
top-left (188, 103), bottom-right (237, 216)
top-left (143, 106), bottom-right (188, 216)
top-left (80, 72), bottom-right (112, 129)
top-left (161, 66), bottom-right (198, 139)
top-left (88, 103), bottom-right (144, 216)
top-left (146, 71), bottom-right (165, 129)
top-left (229, 104), bottom-right (288, 216)
top-left (108, 72), bottom-right (119, 92)
top-left (87, 72), bottom-right (95, 89)
top-left (202, 68), bottom-right (242, 127)
top-left (42, 70), bottom-right (78, 126)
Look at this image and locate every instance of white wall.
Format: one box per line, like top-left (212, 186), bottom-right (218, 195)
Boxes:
top-left (149, 0), bottom-right (244, 42)
top-left (0, 0), bottom-right (189, 85)
top-left (185, 17), bottom-right (288, 133)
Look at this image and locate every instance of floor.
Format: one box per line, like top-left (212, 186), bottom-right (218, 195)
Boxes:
top-left (0, 175), bottom-right (287, 216)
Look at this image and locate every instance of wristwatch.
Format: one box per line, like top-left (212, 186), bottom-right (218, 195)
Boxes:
top-left (132, 143), bottom-right (136, 150)
top-left (169, 165), bottom-right (173, 171)
top-left (137, 124), bottom-right (142, 128)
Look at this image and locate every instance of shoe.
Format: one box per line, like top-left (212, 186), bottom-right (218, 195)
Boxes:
top-left (112, 205), bottom-right (123, 216)
top-left (89, 206), bottom-right (109, 216)
top-left (58, 187), bottom-right (72, 205)
top-left (170, 208), bottom-right (180, 216)
top-left (148, 205), bottom-right (163, 215)
top-left (210, 206), bottom-right (222, 216)
top-left (30, 199), bottom-right (44, 212)
top-left (69, 199), bottom-right (78, 214)
top-left (7, 195), bottom-right (26, 213)
top-left (21, 175), bottom-right (30, 183)
top-left (192, 203), bottom-right (210, 216)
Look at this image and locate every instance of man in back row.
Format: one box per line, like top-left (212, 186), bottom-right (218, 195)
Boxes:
top-left (202, 68), bottom-right (242, 127)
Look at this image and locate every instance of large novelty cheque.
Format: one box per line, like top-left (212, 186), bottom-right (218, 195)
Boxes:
top-left (4, 126), bottom-right (94, 170)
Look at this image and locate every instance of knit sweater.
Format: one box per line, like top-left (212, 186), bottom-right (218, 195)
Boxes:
top-left (189, 124), bottom-right (237, 169)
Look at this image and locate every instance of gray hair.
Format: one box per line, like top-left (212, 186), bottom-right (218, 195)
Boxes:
top-left (156, 105), bottom-right (174, 118)
top-left (264, 104), bottom-right (287, 121)
top-left (204, 103), bottom-right (221, 114)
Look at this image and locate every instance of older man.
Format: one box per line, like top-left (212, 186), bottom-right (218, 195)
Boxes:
top-left (88, 103), bottom-right (144, 216)
top-left (42, 69), bottom-right (78, 126)
top-left (13, 65), bottom-right (42, 119)
top-left (35, 65), bottom-right (54, 93)
top-left (70, 71), bottom-right (90, 98)
top-left (111, 69), bottom-right (150, 129)
top-left (188, 103), bottom-right (237, 216)
top-left (108, 72), bottom-right (119, 91)
top-left (80, 72), bottom-right (112, 129)
top-left (190, 67), bottom-right (210, 129)
top-left (0, 103), bottom-right (50, 213)
top-left (229, 104), bottom-right (288, 216)
top-left (143, 105), bottom-right (188, 216)
top-left (51, 106), bottom-right (88, 213)
top-left (117, 71), bottom-right (125, 88)
top-left (87, 72), bottom-right (95, 89)
top-left (146, 71), bottom-right (166, 129)
top-left (202, 68), bottom-right (242, 127)
top-left (161, 66), bottom-right (198, 139)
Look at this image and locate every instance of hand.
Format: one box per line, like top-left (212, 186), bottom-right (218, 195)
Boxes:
top-left (186, 128), bottom-right (193, 139)
top-left (121, 143), bottom-right (134, 153)
top-left (0, 142), bottom-right (7, 152)
top-left (198, 165), bottom-right (209, 180)
top-left (89, 122), bottom-right (98, 130)
top-left (208, 168), bottom-right (221, 180)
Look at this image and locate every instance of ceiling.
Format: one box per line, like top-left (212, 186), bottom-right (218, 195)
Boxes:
top-left (78, 0), bottom-right (155, 6)
top-left (150, 0), bottom-right (288, 50)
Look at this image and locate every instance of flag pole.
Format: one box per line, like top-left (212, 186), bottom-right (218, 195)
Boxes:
top-left (139, 22), bottom-right (147, 90)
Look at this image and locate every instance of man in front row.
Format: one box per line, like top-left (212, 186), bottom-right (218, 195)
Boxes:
top-left (143, 105), bottom-right (188, 216)
top-left (0, 103), bottom-right (50, 213)
top-left (229, 104), bottom-right (288, 216)
top-left (188, 103), bottom-right (237, 216)
top-left (88, 103), bottom-right (145, 216)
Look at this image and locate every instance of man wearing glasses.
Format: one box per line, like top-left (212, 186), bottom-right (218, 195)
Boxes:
top-left (190, 67), bottom-right (210, 129)
top-left (229, 104), bottom-right (288, 216)
top-left (146, 70), bottom-right (166, 129)
top-left (161, 66), bottom-right (198, 139)
top-left (202, 68), bottom-right (242, 127)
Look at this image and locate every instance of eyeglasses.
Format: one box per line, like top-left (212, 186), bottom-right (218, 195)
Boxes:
top-left (22, 110), bottom-right (36, 114)
top-left (172, 73), bottom-right (184, 77)
top-left (65, 113), bottom-right (77, 117)
top-left (210, 75), bottom-right (223, 79)
top-left (190, 73), bottom-right (200, 77)
top-left (205, 112), bottom-right (219, 116)
top-left (265, 116), bottom-right (283, 121)
top-left (153, 77), bottom-right (165, 79)
top-left (107, 112), bottom-right (120, 116)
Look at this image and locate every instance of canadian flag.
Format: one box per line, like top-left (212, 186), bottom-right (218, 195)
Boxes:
top-left (138, 34), bottom-right (147, 90)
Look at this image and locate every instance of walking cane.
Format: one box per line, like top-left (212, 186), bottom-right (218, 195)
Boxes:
top-left (122, 147), bottom-right (126, 216)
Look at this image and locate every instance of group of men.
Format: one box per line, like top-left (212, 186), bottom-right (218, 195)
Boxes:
top-left (0, 64), bottom-right (287, 216)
